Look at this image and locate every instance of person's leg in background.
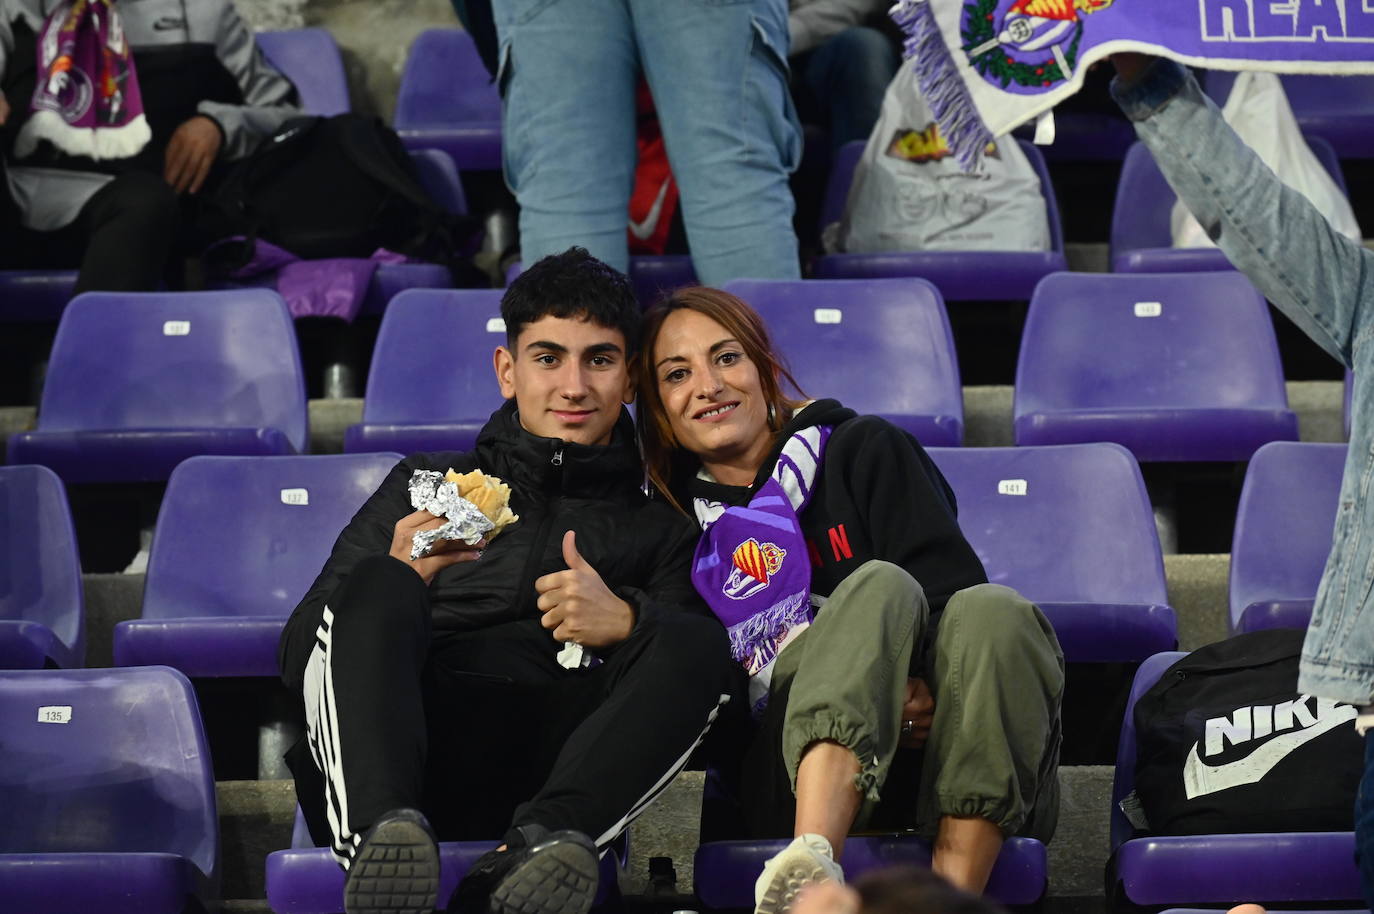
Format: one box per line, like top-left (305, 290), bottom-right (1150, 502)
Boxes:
top-left (73, 171), bottom-right (180, 294)
top-left (801, 26), bottom-right (899, 158)
top-left (491, 0), bottom-right (638, 273)
top-left (633, 0), bottom-right (802, 286)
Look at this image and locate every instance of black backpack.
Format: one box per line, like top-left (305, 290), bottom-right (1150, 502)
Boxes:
top-left (201, 113), bottom-right (483, 280)
top-left (1131, 628), bottom-right (1363, 835)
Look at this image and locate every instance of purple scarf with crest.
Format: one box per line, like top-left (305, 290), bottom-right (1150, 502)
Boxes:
top-left (15, 0), bottom-right (150, 161)
top-left (691, 425), bottom-right (831, 716)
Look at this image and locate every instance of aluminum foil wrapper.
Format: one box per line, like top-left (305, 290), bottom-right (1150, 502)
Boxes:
top-left (408, 470), bottom-right (495, 559)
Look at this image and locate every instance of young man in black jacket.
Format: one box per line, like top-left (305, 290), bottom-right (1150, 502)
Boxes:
top-left (277, 248), bottom-right (737, 914)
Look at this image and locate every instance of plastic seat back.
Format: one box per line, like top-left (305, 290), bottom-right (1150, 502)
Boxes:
top-left (35, 290), bottom-right (308, 451)
top-left (928, 443), bottom-right (1175, 662)
top-left (1014, 271), bottom-right (1296, 461)
top-left (255, 28), bottom-right (350, 117)
top-left (1111, 136), bottom-right (1347, 269)
top-left (0, 465), bottom-right (84, 668)
top-left (1230, 442), bottom-right (1346, 633)
top-left (395, 29), bottom-right (500, 129)
top-left (142, 453), bottom-right (401, 621)
top-left (723, 278), bottom-right (963, 446)
top-left (351, 289), bottom-right (508, 452)
top-left (0, 666), bottom-right (218, 882)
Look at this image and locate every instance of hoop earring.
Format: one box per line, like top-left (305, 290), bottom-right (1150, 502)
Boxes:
top-left (768, 403), bottom-right (777, 427)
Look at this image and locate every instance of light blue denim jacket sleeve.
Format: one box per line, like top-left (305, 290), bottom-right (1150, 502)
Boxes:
top-left (1112, 58), bottom-right (1374, 704)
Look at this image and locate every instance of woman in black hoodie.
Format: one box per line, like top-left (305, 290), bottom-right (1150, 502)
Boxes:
top-left (638, 286), bottom-right (1063, 913)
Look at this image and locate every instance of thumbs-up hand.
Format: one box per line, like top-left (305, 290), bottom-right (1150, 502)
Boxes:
top-left (534, 530), bottom-right (634, 649)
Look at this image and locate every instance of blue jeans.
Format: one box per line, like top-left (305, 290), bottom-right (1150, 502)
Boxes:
top-left (491, 0), bottom-right (802, 285)
top-left (796, 26), bottom-right (899, 159)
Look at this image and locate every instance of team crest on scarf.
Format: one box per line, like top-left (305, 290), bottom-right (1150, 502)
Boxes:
top-left (961, 0), bottom-right (1115, 93)
top-left (693, 424), bottom-right (832, 715)
top-left (724, 538), bottom-right (787, 601)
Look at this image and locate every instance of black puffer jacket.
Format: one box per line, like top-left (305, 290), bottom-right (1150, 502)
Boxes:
top-left (278, 401), bottom-right (708, 678)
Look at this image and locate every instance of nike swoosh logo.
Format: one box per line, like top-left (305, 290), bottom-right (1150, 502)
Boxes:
top-left (1183, 705), bottom-right (1357, 799)
top-left (628, 178), bottom-right (671, 241)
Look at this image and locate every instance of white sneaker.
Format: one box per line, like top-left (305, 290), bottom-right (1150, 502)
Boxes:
top-left (753, 834), bottom-right (844, 914)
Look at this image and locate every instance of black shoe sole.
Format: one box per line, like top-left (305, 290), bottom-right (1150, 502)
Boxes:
top-left (343, 816), bottom-right (441, 914)
top-left (489, 831), bottom-right (599, 914)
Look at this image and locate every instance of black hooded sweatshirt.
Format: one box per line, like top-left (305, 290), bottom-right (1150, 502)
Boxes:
top-left (676, 399), bottom-right (987, 637)
top-left (279, 401), bottom-right (709, 680)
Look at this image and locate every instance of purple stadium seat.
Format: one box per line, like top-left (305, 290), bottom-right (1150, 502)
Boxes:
top-left (630, 255), bottom-right (699, 308)
top-left (927, 443), bottom-right (1176, 662)
top-left (812, 139), bottom-right (1069, 302)
top-left (267, 808), bottom-right (620, 913)
top-left (395, 29), bottom-right (501, 172)
top-left (1229, 442), bottom-right (1345, 634)
top-left (1110, 652), bottom-right (1362, 907)
top-left (255, 28), bottom-right (350, 117)
top-left (345, 289), bottom-right (507, 454)
top-left (0, 465), bottom-right (84, 669)
top-left (694, 836), bottom-right (1047, 909)
top-left (0, 269), bottom-right (78, 323)
top-left (7, 290), bottom-right (308, 483)
top-left (1014, 271), bottom-right (1298, 462)
top-left (1110, 136), bottom-right (1348, 273)
top-left (1204, 71), bottom-right (1374, 160)
top-left (0, 666), bottom-right (219, 913)
top-left (723, 278), bottom-right (963, 446)
top-left (504, 257), bottom-right (699, 310)
top-left (112, 453), bottom-right (400, 677)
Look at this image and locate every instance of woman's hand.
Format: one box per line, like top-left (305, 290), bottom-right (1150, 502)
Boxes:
top-left (1110, 52), bottom-right (1153, 85)
top-left (899, 677), bottom-right (935, 748)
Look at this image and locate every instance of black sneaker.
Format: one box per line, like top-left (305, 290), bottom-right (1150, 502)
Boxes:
top-left (344, 807), bottom-right (441, 914)
top-left (447, 824), bottom-right (599, 914)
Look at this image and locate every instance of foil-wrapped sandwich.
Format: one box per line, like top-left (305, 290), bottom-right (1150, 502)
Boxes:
top-left (444, 468), bottom-right (520, 535)
top-left (407, 468), bottom-right (520, 559)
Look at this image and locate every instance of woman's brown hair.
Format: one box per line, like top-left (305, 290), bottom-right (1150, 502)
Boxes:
top-left (637, 286), bottom-right (808, 514)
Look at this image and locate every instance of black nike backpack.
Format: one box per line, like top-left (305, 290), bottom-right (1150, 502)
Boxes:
top-left (1131, 628), bottom-right (1363, 835)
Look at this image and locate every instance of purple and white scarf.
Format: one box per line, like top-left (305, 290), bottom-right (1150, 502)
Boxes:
top-left (892, 0), bottom-right (1374, 171)
top-left (15, 0), bottom-right (150, 161)
top-left (691, 425), bottom-right (831, 715)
